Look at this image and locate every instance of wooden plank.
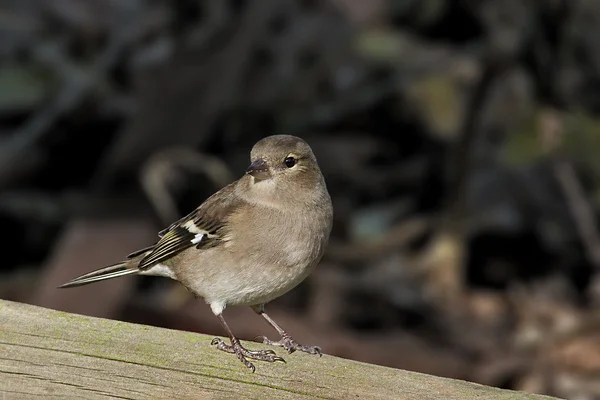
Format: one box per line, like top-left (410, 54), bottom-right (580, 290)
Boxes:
top-left (0, 300), bottom-right (558, 400)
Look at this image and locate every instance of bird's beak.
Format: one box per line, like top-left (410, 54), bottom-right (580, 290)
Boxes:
top-left (246, 159), bottom-right (271, 180)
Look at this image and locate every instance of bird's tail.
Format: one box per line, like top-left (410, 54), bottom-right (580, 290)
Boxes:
top-left (58, 247), bottom-right (152, 289)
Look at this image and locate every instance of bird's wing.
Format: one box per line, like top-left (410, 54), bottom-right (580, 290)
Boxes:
top-left (138, 182), bottom-right (241, 270)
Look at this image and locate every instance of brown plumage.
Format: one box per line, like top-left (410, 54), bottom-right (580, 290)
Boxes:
top-left (59, 135), bottom-right (333, 372)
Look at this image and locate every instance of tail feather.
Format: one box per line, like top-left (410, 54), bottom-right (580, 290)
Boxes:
top-left (58, 262), bottom-right (138, 289)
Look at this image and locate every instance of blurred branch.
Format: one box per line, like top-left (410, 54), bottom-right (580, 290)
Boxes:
top-left (0, 42), bottom-right (91, 186)
top-left (326, 216), bottom-right (431, 263)
top-left (554, 162), bottom-right (600, 269)
top-left (446, 53), bottom-right (511, 230)
top-left (140, 147), bottom-right (234, 224)
top-left (0, 4), bottom-right (146, 187)
top-left (540, 111), bottom-right (600, 272)
top-left (93, 0), bottom-right (279, 188)
top-left (423, 51), bottom-right (513, 304)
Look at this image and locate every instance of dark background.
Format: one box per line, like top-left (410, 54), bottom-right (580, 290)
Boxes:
top-left (1, 1), bottom-right (600, 398)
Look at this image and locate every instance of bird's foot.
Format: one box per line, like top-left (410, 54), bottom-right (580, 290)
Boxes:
top-left (255, 333), bottom-right (322, 356)
top-left (211, 337), bottom-right (286, 372)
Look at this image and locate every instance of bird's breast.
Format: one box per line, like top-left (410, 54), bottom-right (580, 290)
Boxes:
top-left (176, 201), bottom-right (331, 307)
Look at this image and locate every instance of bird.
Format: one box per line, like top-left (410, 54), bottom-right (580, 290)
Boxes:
top-left (59, 135), bottom-right (333, 372)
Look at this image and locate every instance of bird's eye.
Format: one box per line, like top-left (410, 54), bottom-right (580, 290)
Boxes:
top-left (284, 157), bottom-right (296, 168)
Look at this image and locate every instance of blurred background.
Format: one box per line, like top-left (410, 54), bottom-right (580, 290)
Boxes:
top-left (1, 0), bottom-right (600, 398)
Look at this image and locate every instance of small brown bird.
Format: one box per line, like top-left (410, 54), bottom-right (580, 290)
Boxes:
top-left (59, 135), bottom-right (333, 371)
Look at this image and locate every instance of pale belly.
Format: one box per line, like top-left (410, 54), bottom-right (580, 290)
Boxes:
top-left (168, 245), bottom-right (318, 308)
top-left (207, 262), bottom-right (313, 306)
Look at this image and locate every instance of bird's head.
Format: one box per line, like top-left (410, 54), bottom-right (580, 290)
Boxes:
top-left (246, 135), bottom-right (323, 188)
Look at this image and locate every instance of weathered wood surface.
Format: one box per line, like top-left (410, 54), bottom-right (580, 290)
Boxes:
top-left (0, 300), bottom-right (559, 400)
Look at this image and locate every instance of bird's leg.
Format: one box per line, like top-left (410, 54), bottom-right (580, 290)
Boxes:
top-left (252, 304), bottom-right (322, 356)
top-left (211, 314), bottom-right (285, 372)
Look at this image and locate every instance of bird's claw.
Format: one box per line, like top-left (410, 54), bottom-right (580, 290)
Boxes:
top-left (254, 334), bottom-right (322, 356)
top-left (211, 337), bottom-right (286, 372)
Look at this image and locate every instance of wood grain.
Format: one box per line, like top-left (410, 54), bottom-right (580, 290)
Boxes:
top-left (0, 300), bottom-right (558, 399)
